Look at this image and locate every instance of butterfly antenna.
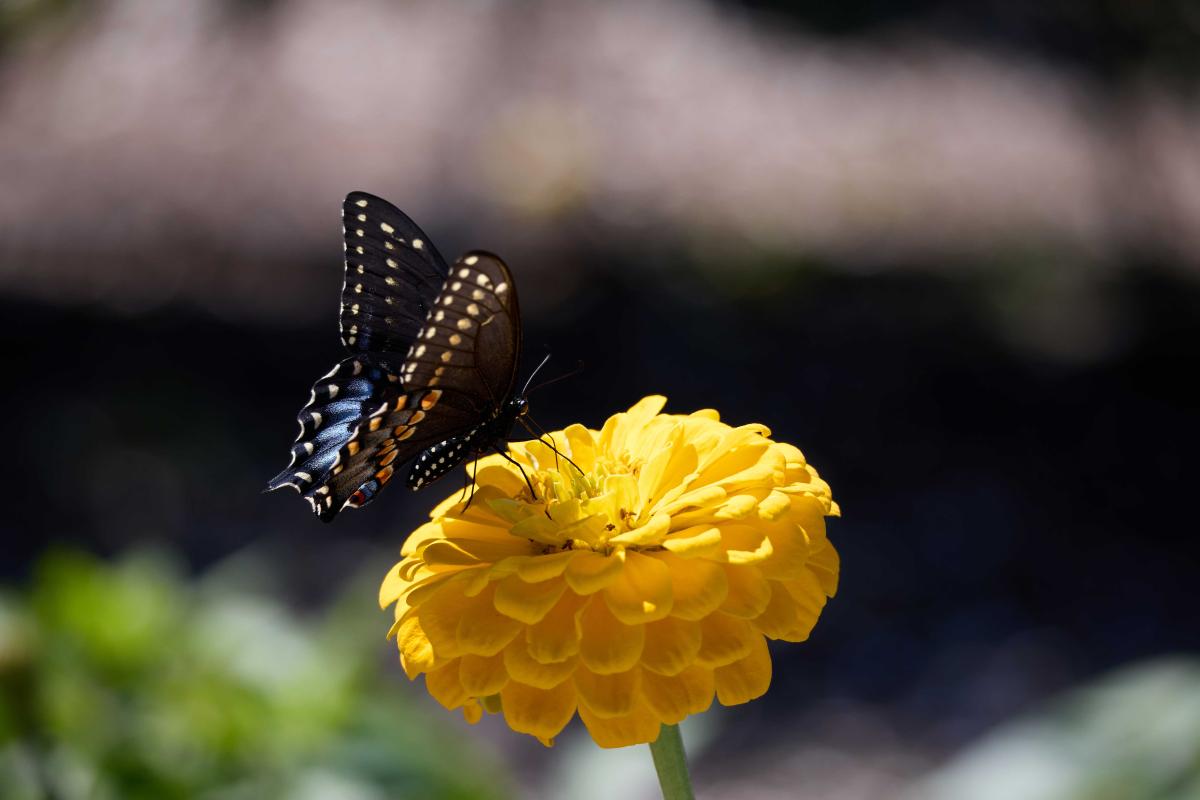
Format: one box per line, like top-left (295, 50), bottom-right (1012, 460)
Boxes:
top-left (527, 359), bottom-right (586, 396)
top-left (521, 352), bottom-right (553, 398)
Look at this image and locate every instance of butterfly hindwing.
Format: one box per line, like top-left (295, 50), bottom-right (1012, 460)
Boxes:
top-left (307, 382), bottom-right (476, 521)
top-left (268, 354), bottom-right (478, 521)
top-left (267, 355), bottom-right (396, 496)
top-left (340, 192), bottom-right (450, 361)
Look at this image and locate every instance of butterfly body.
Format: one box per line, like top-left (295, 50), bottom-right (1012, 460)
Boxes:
top-left (268, 192), bottom-right (526, 522)
top-left (408, 396), bottom-right (529, 490)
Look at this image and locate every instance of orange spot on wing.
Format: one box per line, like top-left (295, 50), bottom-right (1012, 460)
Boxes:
top-left (421, 389), bottom-right (443, 410)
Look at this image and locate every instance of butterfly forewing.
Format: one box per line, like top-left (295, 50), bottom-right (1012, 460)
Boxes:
top-left (340, 192), bottom-right (450, 361)
top-left (400, 251), bottom-right (521, 413)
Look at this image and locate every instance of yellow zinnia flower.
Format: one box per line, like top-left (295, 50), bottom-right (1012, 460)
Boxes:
top-left (379, 396), bottom-right (840, 748)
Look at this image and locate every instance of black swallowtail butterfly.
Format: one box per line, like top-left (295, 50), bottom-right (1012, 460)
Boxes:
top-left (267, 192), bottom-right (533, 521)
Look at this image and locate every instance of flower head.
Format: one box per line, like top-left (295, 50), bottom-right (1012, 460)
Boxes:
top-left (379, 396), bottom-right (839, 748)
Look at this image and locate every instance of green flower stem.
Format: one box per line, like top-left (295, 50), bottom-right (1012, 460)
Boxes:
top-left (649, 724), bottom-right (695, 800)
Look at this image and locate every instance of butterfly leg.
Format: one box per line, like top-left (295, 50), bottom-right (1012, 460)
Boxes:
top-left (521, 417), bottom-right (585, 477)
top-left (495, 448), bottom-right (540, 501)
top-left (458, 461), bottom-right (472, 503)
top-left (462, 457), bottom-right (480, 512)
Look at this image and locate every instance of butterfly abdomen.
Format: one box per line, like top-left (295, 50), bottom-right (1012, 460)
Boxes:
top-left (408, 427), bottom-right (485, 490)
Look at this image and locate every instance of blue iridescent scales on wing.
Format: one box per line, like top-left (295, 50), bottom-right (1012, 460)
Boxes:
top-left (268, 192), bottom-right (528, 521)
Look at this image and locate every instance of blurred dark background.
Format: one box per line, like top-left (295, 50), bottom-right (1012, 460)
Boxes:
top-left (2, 1), bottom-right (1199, 798)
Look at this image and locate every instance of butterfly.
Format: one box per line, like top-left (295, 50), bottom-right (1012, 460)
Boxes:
top-left (268, 192), bottom-right (539, 521)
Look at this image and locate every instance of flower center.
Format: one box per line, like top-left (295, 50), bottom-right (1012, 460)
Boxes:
top-left (504, 456), bottom-right (659, 553)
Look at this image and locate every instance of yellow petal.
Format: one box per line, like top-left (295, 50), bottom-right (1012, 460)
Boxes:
top-left (456, 587), bottom-right (524, 656)
top-left (500, 679), bottom-right (578, 740)
top-left (493, 573), bottom-right (567, 624)
top-left (504, 640), bottom-right (578, 689)
top-left (656, 553), bottom-right (728, 621)
top-left (462, 699), bottom-right (483, 724)
top-left (379, 561), bottom-right (406, 609)
top-left (563, 550), bottom-right (625, 594)
top-left (720, 564), bottom-right (771, 618)
top-left (577, 700), bottom-right (663, 749)
top-left (511, 512), bottom-right (570, 547)
top-left (473, 462), bottom-right (529, 497)
top-left (394, 615), bottom-right (437, 679)
top-left (639, 616), bottom-right (702, 676)
top-left (636, 428), bottom-right (687, 509)
top-left (750, 581), bottom-right (799, 640)
top-left (780, 570), bottom-right (828, 641)
top-left (405, 568), bottom-right (480, 608)
top-left (413, 585), bottom-right (470, 659)
top-left (603, 551), bottom-right (674, 624)
top-left (563, 424), bottom-right (597, 472)
top-left (718, 448), bottom-right (786, 494)
top-left (756, 490), bottom-right (792, 521)
top-left (516, 550), bottom-right (576, 582)
top-left (719, 524), bottom-right (775, 565)
top-left (662, 525), bottom-right (724, 558)
top-left (598, 395), bottom-right (668, 457)
top-left (420, 537), bottom-right (484, 568)
top-left (658, 484), bottom-right (726, 518)
top-left (425, 660), bottom-right (468, 710)
top-left (808, 539), bottom-right (840, 597)
top-left (714, 635), bottom-right (772, 705)
top-left (402, 520), bottom-right (444, 557)
top-left (602, 474), bottom-right (640, 523)
top-left (437, 515), bottom-right (523, 544)
top-left (695, 613), bottom-right (755, 668)
top-left (459, 652), bottom-right (509, 697)
top-left (577, 595), bottom-right (645, 674)
top-left (525, 591), bottom-right (587, 663)
top-left (644, 446), bottom-right (699, 512)
top-left (693, 428), bottom-right (771, 484)
top-left (608, 512), bottom-right (670, 547)
top-left (421, 538), bottom-right (510, 567)
top-left (574, 666), bottom-right (641, 718)
top-left (640, 665), bottom-right (714, 724)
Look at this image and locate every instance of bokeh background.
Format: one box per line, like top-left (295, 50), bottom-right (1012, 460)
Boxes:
top-left (3, 1), bottom-right (1199, 798)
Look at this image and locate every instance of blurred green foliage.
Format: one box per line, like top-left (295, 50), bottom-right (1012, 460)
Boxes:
top-left (0, 550), bottom-right (511, 800)
top-left (914, 659), bottom-right (1200, 800)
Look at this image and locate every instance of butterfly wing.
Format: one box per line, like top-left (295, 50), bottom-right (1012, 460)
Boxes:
top-left (340, 192), bottom-right (450, 363)
top-left (398, 250), bottom-right (522, 413)
top-left (266, 355), bottom-right (479, 521)
top-left (270, 251), bottom-right (522, 521)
